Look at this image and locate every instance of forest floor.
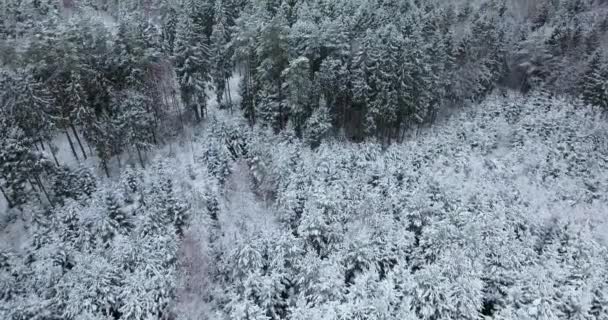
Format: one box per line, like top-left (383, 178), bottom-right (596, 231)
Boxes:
top-left (220, 160), bottom-right (278, 240)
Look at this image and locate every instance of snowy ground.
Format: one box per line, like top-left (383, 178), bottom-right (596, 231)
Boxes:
top-left (219, 160), bottom-right (278, 243)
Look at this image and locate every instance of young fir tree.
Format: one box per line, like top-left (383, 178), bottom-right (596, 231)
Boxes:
top-left (304, 96), bottom-right (332, 149)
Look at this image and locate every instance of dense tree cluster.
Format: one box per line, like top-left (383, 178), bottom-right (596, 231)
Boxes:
top-left (1, 1), bottom-right (608, 320)
top-left (196, 93), bottom-right (608, 320)
top-left (0, 155), bottom-right (222, 319)
top-left (231, 0), bottom-right (608, 142)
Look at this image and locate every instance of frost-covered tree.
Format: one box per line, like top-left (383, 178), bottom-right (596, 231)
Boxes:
top-left (210, 0), bottom-right (233, 109)
top-left (580, 51), bottom-right (608, 110)
top-left (174, 1), bottom-right (210, 122)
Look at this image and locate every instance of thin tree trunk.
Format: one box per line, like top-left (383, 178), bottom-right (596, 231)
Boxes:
top-left (173, 89), bottom-right (185, 132)
top-left (151, 128), bottom-right (158, 145)
top-left (247, 60), bottom-right (256, 126)
top-left (116, 153), bottom-right (122, 169)
top-left (342, 102), bottom-right (347, 132)
top-left (70, 123), bottom-right (87, 160)
top-left (39, 140), bottom-right (46, 151)
top-left (136, 147), bottom-right (146, 169)
top-left (191, 104), bottom-right (200, 122)
top-left (34, 142), bottom-right (40, 151)
top-left (34, 175), bottom-right (53, 208)
top-left (65, 129), bottom-right (80, 161)
top-left (86, 139), bottom-right (94, 156)
top-left (102, 159), bottom-right (110, 178)
top-left (0, 185), bottom-right (14, 208)
top-left (28, 178), bottom-right (38, 192)
top-left (277, 81), bottom-right (284, 130)
top-left (226, 78), bottom-right (233, 112)
top-left (46, 140), bottom-right (60, 166)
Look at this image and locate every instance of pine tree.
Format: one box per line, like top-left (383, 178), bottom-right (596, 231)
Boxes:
top-left (304, 97), bottom-right (332, 149)
top-left (255, 8), bottom-right (290, 131)
top-left (210, 0), bottom-right (233, 109)
top-left (0, 68), bottom-right (55, 155)
top-left (160, 3), bottom-right (179, 56)
top-left (283, 56), bottom-right (315, 136)
top-left (51, 166), bottom-right (97, 203)
top-left (580, 51), bottom-right (608, 110)
top-left (0, 121), bottom-right (53, 208)
top-left (116, 91), bottom-right (155, 168)
top-left (174, 3), bottom-right (210, 122)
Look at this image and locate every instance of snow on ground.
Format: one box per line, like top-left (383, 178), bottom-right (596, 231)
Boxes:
top-left (219, 160), bottom-right (278, 241)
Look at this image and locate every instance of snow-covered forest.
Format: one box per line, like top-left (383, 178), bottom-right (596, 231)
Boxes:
top-left (1, 0), bottom-right (608, 319)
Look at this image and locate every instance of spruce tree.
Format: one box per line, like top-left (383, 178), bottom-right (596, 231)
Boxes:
top-left (174, 3), bottom-right (210, 122)
top-left (210, 0), bottom-right (232, 109)
top-left (581, 51), bottom-right (608, 110)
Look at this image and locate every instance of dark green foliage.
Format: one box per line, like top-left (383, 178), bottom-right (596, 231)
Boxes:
top-left (52, 166), bottom-right (97, 202)
top-left (229, 0), bottom-right (608, 145)
top-left (174, 2), bottom-right (211, 122)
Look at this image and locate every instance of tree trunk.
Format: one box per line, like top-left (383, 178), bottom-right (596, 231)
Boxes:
top-left (102, 159), bottom-right (110, 178)
top-left (247, 60), bottom-right (256, 126)
top-left (86, 139), bottom-right (94, 155)
top-left (151, 128), bottom-right (158, 145)
top-left (277, 81), bottom-right (284, 130)
top-left (39, 140), bottom-right (46, 151)
top-left (192, 104), bottom-right (201, 122)
top-left (35, 175), bottom-right (53, 208)
top-left (28, 178), bottom-right (38, 192)
top-left (136, 147), bottom-right (146, 169)
top-left (226, 78), bottom-right (233, 113)
top-left (46, 140), bottom-right (60, 166)
top-left (173, 89), bottom-right (185, 132)
top-left (0, 185), bottom-right (14, 209)
top-left (116, 153), bottom-right (122, 169)
top-left (65, 129), bottom-right (80, 161)
top-left (70, 123), bottom-right (87, 160)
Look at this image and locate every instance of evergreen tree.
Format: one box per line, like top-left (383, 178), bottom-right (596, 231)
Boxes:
top-left (0, 121), bottom-right (53, 208)
top-left (283, 56), bottom-right (315, 136)
top-left (580, 51), bottom-right (608, 110)
top-left (210, 0), bottom-right (233, 108)
top-left (116, 91), bottom-right (156, 168)
top-left (0, 68), bottom-right (54, 146)
top-left (174, 4), bottom-right (210, 122)
top-left (160, 2), bottom-right (179, 56)
top-left (304, 96), bottom-right (332, 149)
top-left (255, 8), bottom-right (290, 131)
